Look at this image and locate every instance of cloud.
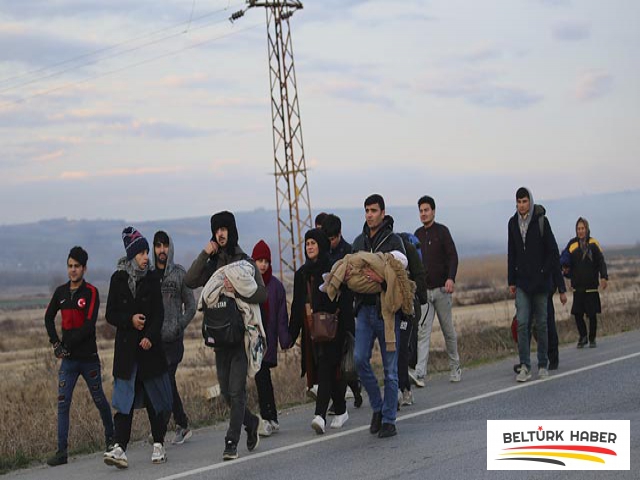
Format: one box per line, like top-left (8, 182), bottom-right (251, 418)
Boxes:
top-left (34, 149), bottom-right (65, 163)
top-left (575, 71), bottom-right (613, 101)
top-left (307, 79), bottom-right (396, 110)
top-left (552, 20), bottom-right (590, 41)
top-left (0, 24), bottom-right (103, 67)
top-left (421, 71), bottom-right (542, 109)
top-left (0, 1), bottom-right (187, 20)
top-left (59, 166), bottom-right (185, 181)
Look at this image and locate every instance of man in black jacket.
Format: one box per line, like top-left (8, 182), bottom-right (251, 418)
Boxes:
top-left (185, 211), bottom-right (266, 461)
top-left (508, 187), bottom-right (562, 382)
top-left (44, 246), bottom-right (114, 467)
top-left (350, 194), bottom-right (405, 439)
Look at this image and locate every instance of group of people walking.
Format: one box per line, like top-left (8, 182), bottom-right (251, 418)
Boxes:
top-left (43, 187), bottom-right (608, 467)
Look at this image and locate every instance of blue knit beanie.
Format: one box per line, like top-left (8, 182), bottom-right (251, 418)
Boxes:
top-left (122, 226), bottom-right (149, 261)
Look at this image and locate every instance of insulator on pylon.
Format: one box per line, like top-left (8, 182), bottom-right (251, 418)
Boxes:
top-left (281, 11), bottom-right (294, 20)
top-left (229, 10), bottom-right (245, 23)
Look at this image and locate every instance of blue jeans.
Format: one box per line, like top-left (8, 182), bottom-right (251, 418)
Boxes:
top-left (57, 358), bottom-right (114, 452)
top-left (515, 288), bottom-right (548, 369)
top-left (354, 304), bottom-right (400, 425)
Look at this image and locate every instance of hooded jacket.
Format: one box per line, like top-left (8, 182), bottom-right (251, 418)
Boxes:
top-left (508, 190), bottom-right (562, 294)
top-left (150, 233), bottom-right (196, 343)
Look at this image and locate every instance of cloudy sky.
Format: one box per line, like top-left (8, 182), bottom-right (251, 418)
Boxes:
top-left (0, 0), bottom-right (638, 225)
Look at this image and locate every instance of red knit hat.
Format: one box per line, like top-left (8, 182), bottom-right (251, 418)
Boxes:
top-left (251, 240), bottom-right (271, 263)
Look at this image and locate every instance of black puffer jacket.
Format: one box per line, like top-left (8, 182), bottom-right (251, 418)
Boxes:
top-left (106, 268), bottom-right (167, 380)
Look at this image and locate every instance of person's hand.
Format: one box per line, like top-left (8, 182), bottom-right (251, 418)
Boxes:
top-left (362, 267), bottom-right (382, 284)
top-left (139, 338), bottom-right (152, 350)
top-left (53, 342), bottom-right (70, 359)
top-left (445, 279), bottom-right (455, 294)
top-left (204, 240), bottom-right (219, 255)
top-left (559, 292), bottom-right (568, 305)
top-left (223, 277), bottom-right (236, 294)
top-left (132, 313), bottom-right (146, 330)
top-left (509, 285), bottom-right (516, 297)
top-left (600, 278), bottom-right (608, 290)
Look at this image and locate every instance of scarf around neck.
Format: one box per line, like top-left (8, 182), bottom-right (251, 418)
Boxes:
top-left (118, 256), bottom-right (148, 297)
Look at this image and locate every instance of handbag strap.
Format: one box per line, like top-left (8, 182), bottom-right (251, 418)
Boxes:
top-left (306, 277), bottom-right (340, 316)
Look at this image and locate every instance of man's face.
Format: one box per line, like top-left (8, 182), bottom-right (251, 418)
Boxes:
top-left (419, 203), bottom-right (435, 226)
top-left (305, 238), bottom-right (319, 261)
top-left (134, 250), bottom-right (149, 270)
top-left (328, 233), bottom-right (341, 250)
top-left (365, 203), bottom-right (384, 231)
top-left (154, 242), bottom-right (169, 267)
top-left (215, 227), bottom-right (228, 247)
top-left (67, 259), bottom-right (86, 284)
top-left (255, 258), bottom-right (270, 275)
top-left (577, 222), bottom-right (587, 239)
top-left (516, 197), bottom-right (530, 216)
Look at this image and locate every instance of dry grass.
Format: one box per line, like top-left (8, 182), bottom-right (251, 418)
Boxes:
top-left (1, 250), bottom-right (638, 472)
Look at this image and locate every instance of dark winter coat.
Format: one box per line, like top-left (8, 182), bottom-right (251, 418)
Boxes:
top-left (414, 222), bottom-right (458, 289)
top-left (106, 267), bottom-right (167, 380)
top-left (261, 275), bottom-right (291, 366)
top-left (565, 237), bottom-right (608, 292)
top-left (508, 205), bottom-right (562, 294)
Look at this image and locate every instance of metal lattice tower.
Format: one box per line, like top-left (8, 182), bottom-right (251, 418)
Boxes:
top-left (243, 0), bottom-right (311, 283)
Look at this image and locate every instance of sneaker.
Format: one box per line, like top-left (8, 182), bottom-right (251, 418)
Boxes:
top-left (330, 411), bottom-right (349, 429)
top-left (408, 369), bottom-right (425, 388)
top-left (151, 443), bottom-right (166, 464)
top-left (327, 403), bottom-right (336, 416)
top-left (401, 390), bottom-right (414, 406)
top-left (269, 420), bottom-right (280, 432)
top-left (369, 411), bottom-right (382, 434)
top-left (258, 418), bottom-right (273, 437)
top-left (589, 340), bottom-right (597, 348)
top-left (104, 444), bottom-right (128, 469)
top-left (105, 436), bottom-right (115, 452)
top-left (223, 440), bottom-right (238, 461)
top-left (516, 365), bottom-right (531, 382)
top-left (378, 423), bottom-right (397, 438)
top-left (173, 426), bottom-right (192, 445)
top-left (311, 415), bottom-right (325, 434)
top-left (46, 450), bottom-right (67, 467)
top-left (246, 416), bottom-right (260, 451)
top-left (450, 367), bottom-right (462, 383)
top-left (513, 363), bottom-right (522, 374)
top-left (353, 389), bottom-right (363, 408)
top-left (538, 367), bottom-right (549, 378)
top-left (577, 336), bottom-right (588, 348)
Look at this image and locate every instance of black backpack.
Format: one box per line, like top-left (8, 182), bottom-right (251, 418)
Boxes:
top-left (202, 296), bottom-right (245, 348)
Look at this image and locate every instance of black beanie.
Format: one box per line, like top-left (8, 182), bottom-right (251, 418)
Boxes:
top-left (122, 226), bottom-right (149, 261)
top-left (210, 211), bottom-right (239, 248)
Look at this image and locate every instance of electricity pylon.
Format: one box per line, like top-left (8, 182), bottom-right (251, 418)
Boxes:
top-left (235, 1), bottom-right (311, 283)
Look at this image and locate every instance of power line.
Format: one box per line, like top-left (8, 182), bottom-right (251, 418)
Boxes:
top-left (0, 21), bottom-right (263, 110)
top-left (0, 1), bottom-right (245, 91)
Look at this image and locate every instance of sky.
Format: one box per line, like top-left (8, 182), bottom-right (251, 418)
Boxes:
top-left (0, 0), bottom-right (638, 225)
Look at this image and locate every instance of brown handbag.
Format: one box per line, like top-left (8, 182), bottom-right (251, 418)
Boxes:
top-left (306, 280), bottom-right (339, 343)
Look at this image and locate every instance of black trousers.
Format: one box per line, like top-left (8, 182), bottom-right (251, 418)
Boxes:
top-left (114, 382), bottom-right (167, 450)
top-left (575, 313), bottom-right (598, 342)
top-left (398, 315), bottom-right (414, 392)
top-left (315, 358), bottom-right (346, 419)
top-left (254, 363), bottom-right (277, 422)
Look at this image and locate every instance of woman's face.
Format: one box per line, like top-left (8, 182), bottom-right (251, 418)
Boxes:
top-left (305, 238), bottom-right (319, 261)
top-left (134, 250), bottom-right (149, 270)
top-left (577, 222), bottom-right (587, 239)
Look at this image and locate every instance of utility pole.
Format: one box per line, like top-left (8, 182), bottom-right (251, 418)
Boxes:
top-left (233, 1), bottom-right (311, 284)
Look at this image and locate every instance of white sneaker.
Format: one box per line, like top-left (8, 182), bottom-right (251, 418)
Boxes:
top-left (258, 418), bottom-right (273, 437)
top-left (330, 411), bottom-right (349, 429)
top-left (516, 365), bottom-right (531, 382)
top-left (151, 443), bottom-right (166, 464)
top-left (345, 386), bottom-right (354, 399)
top-left (401, 390), bottom-right (414, 406)
top-left (450, 367), bottom-right (462, 383)
top-left (104, 444), bottom-right (128, 469)
top-left (538, 367), bottom-right (549, 378)
top-left (311, 415), bottom-right (325, 434)
top-left (269, 420), bottom-right (280, 432)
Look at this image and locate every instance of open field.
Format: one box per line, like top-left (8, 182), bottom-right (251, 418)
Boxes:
top-left (1, 250), bottom-right (638, 473)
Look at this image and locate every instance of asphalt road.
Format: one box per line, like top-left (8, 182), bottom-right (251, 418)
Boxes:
top-left (7, 330), bottom-right (640, 480)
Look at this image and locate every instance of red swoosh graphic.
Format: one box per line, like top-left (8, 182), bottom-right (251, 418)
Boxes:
top-left (504, 445), bottom-right (616, 456)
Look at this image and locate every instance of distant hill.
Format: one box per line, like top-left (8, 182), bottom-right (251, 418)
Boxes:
top-left (1, 190), bottom-right (638, 289)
